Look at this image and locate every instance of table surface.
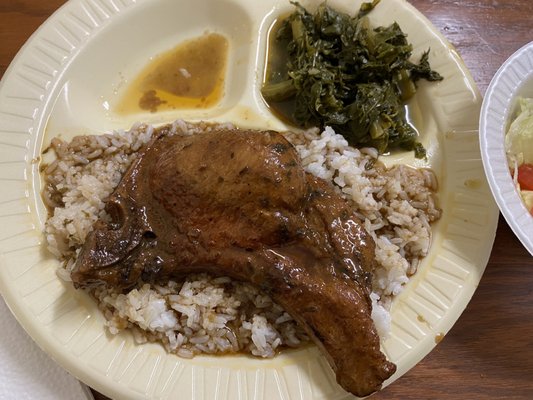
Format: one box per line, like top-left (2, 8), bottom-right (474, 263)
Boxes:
top-left (1, 0), bottom-right (532, 399)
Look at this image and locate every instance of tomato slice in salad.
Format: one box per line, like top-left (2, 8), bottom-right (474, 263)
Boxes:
top-left (517, 163), bottom-right (533, 191)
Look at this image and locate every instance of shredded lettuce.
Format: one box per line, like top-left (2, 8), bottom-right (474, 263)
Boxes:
top-left (522, 190), bottom-right (533, 211)
top-left (505, 97), bottom-right (533, 166)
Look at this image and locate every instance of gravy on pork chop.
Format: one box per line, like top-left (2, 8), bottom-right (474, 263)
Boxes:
top-left (71, 126), bottom-right (396, 396)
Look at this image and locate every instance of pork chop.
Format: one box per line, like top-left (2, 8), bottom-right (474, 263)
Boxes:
top-left (71, 126), bottom-right (396, 396)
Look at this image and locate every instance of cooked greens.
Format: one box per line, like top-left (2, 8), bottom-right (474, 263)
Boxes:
top-left (261, 0), bottom-right (443, 158)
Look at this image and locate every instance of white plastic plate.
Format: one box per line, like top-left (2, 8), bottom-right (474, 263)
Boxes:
top-left (0, 0), bottom-right (498, 398)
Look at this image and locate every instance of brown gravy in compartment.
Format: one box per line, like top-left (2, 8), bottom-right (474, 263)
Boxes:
top-left (116, 33), bottom-right (228, 114)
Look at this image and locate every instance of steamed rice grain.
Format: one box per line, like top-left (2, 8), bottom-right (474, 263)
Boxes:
top-left (43, 121), bottom-right (440, 357)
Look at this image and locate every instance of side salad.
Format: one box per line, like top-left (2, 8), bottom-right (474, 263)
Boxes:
top-left (506, 97), bottom-right (533, 214)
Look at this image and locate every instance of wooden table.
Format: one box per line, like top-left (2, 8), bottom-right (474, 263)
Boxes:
top-left (1, 1), bottom-right (532, 399)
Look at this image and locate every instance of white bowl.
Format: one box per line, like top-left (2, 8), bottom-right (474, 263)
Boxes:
top-left (480, 41), bottom-right (533, 256)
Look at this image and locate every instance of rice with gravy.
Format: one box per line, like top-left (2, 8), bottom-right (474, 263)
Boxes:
top-left (43, 121), bottom-right (440, 358)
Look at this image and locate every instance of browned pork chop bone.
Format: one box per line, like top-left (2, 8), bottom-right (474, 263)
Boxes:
top-left (71, 126), bottom-right (396, 396)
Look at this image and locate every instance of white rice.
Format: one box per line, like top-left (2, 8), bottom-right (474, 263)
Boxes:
top-left (42, 121), bottom-right (440, 357)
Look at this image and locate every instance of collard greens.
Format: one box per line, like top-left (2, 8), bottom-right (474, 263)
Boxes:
top-left (261, 0), bottom-right (443, 158)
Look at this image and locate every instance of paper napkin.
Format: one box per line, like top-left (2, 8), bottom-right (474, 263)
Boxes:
top-left (0, 296), bottom-right (93, 400)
